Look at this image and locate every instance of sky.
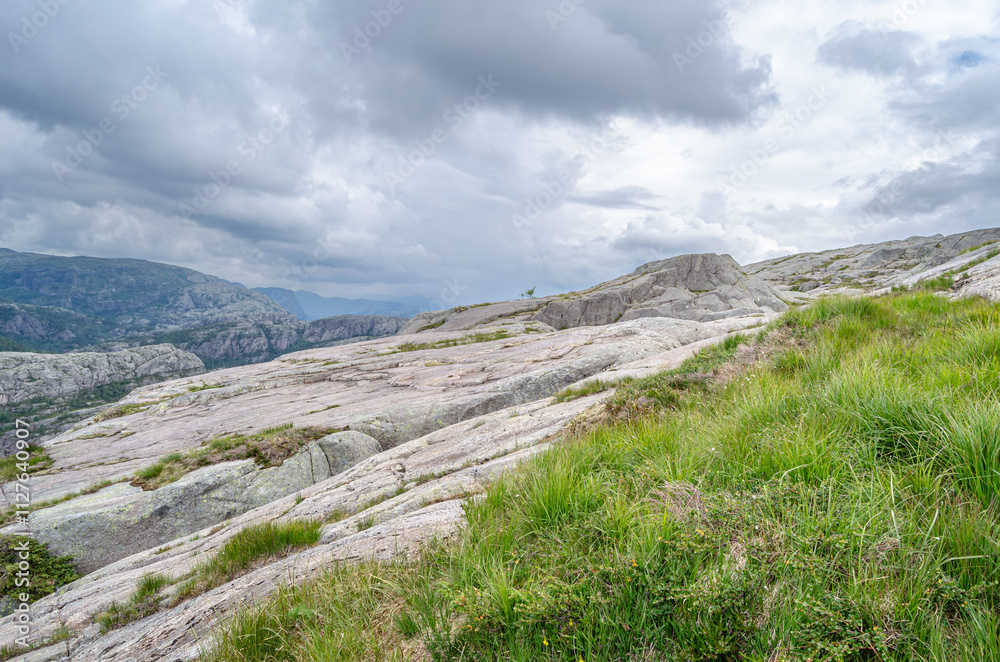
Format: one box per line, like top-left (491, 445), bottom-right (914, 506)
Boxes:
top-left (0, 0), bottom-right (998, 308)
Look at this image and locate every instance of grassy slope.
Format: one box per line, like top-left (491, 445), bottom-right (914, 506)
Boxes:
top-left (203, 292), bottom-right (1000, 662)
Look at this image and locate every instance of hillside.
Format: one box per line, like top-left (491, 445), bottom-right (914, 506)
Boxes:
top-left (2, 229), bottom-right (1000, 661)
top-left (0, 250), bottom-right (407, 367)
top-left (254, 287), bottom-right (428, 321)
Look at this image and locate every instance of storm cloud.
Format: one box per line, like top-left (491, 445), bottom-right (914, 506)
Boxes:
top-left (0, 0), bottom-right (997, 304)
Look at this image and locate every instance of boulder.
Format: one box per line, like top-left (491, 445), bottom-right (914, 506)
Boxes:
top-left (28, 431), bottom-right (382, 574)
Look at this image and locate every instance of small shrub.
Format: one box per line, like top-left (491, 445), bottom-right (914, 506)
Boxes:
top-left (0, 537), bottom-right (78, 603)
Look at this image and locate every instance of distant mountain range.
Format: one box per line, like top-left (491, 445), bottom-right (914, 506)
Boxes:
top-left (253, 287), bottom-right (430, 321)
top-left (0, 249), bottom-right (407, 367)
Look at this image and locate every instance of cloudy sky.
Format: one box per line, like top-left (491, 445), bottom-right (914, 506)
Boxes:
top-left (0, 0), bottom-right (998, 306)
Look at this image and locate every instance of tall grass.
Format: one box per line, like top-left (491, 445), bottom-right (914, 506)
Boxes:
top-left (179, 520), bottom-right (322, 598)
top-left (203, 292), bottom-right (1000, 661)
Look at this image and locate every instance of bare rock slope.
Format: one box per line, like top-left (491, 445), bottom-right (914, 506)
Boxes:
top-left (0, 252), bottom-right (779, 660)
top-left (0, 318), bottom-right (762, 661)
top-left (401, 253), bottom-right (789, 334)
top-left (747, 227), bottom-right (1000, 294)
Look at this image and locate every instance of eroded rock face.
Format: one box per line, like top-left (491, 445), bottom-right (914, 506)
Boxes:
top-left (746, 227), bottom-right (1000, 294)
top-left (399, 253), bottom-right (788, 334)
top-left (28, 431), bottom-right (382, 574)
top-left (0, 328), bottom-right (750, 662)
top-left (535, 254), bottom-right (788, 328)
top-left (303, 315), bottom-right (408, 345)
top-left (0, 345), bottom-right (204, 406)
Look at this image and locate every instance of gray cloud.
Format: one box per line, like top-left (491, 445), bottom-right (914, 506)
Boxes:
top-left (0, 0), bottom-right (996, 305)
top-left (817, 23), bottom-right (924, 77)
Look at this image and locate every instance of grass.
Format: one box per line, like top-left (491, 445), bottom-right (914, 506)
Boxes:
top-left (960, 241), bottom-right (999, 255)
top-left (552, 380), bottom-right (617, 403)
top-left (96, 520), bottom-right (323, 634)
top-left (919, 274), bottom-right (956, 292)
top-left (391, 330), bottom-right (512, 354)
top-left (95, 573), bottom-right (170, 633)
top-left (130, 425), bottom-right (339, 490)
top-left (93, 402), bottom-right (149, 422)
top-left (963, 249), bottom-right (1000, 272)
top-left (188, 382), bottom-right (224, 393)
top-left (418, 319), bottom-right (447, 332)
top-left (0, 625), bottom-right (73, 661)
top-left (175, 520), bottom-right (322, 600)
top-left (0, 445), bottom-right (53, 482)
top-left (199, 291), bottom-right (1000, 661)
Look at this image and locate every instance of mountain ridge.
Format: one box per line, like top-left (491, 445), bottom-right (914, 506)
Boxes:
top-left (0, 250), bottom-right (408, 367)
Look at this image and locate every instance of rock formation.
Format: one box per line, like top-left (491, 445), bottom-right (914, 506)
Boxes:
top-left (0, 345), bottom-right (204, 406)
top-left (302, 315), bottom-right (408, 345)
top-left (401, 253), bottom-right (788, 334)
top-left (0, 316), bottom-right (760, 661)
top-left (30, 431), bottom-right (382, 574)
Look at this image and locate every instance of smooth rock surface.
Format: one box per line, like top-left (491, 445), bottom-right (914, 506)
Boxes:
top-left (0, 330), bottom-right (727, 661)
top-left (400, 253), bottom-right (787, 334)
top-left (29, 431), bottom-right (382, 573)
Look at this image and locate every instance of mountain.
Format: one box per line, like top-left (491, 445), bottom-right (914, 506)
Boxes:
top-left (251, 287), bottom-right (309, 320)
top-left (0, 250), bottom-right (407, 368)
top-left (254, 287), bottom-right (428, 320)
top-left (6, 229), bottom-right (1000, 660)
top-left (400, 252), bottom-right (789, 334)
top-left (746, 227), bottom-right (1000, 292)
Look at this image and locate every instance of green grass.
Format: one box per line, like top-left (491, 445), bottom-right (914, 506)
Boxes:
top-left (0, 625), bottom-right (72, 661)
top-left (93, 402), bottom-right (149, 422)
top-left (964, 249), bottom-right (1000, 272)
top-left (418, 319), bottom-right (447, 332)
top-left (188, 382), bottom-right (224, 393)
top-left (391, 330), bottom-right (512, 354)
top-left (131, 425), bottom-right (338, 490)
top-left (0, 445), bottom-right (53, 482)
top-left (95, 573), bottom-right (172, 633)
top-left (96, 521), bottom-right (322, 635)
top-left (177, 520), bottom-right (322, 599)
top-left (919, 274), bottom-right (956, 292)
top-left (960, 241), bottom-right (999, 255)
top-left (553, 380), bottom-right (617, 403)
top-left (202, 292), bottom-right (1000, 661)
